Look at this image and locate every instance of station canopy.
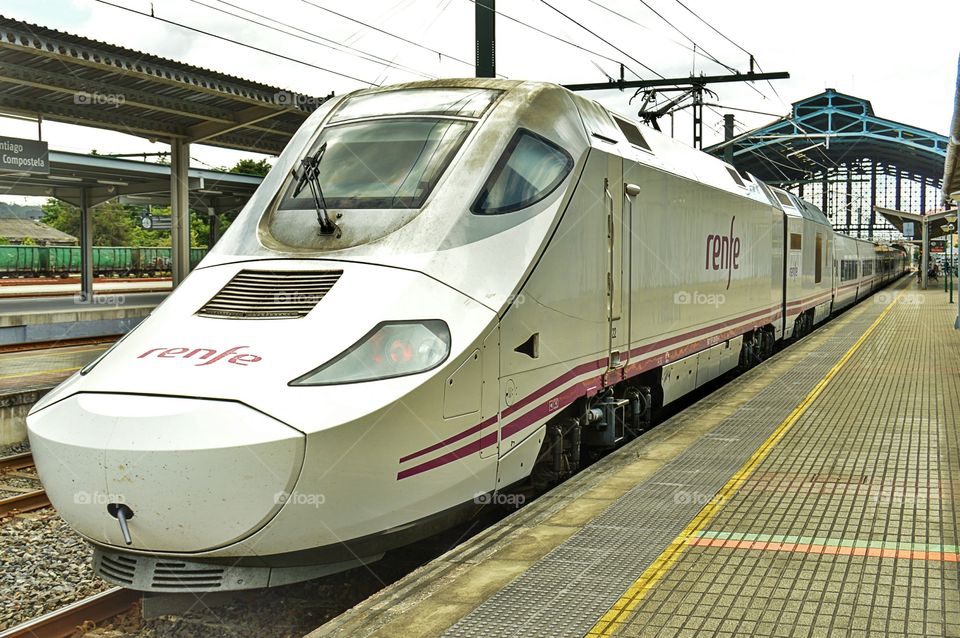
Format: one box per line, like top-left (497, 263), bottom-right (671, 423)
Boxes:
top-left (0, 14), bottom-right (326, 154)
top-left (0, 13), bottom-right (333, 291)
top-left (0, 150), bottom-right (262, 211)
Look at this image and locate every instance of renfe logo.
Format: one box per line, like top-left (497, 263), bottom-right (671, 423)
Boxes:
top-left (705, 216), bottom-right (741, 290)
top-left (137, 346), bottom-right (262, 367)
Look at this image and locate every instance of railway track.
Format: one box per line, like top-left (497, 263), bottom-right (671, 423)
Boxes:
top-left (0, 588), bottom-right (140, 638)
top-left (0, 452), bottom-right (50, 517)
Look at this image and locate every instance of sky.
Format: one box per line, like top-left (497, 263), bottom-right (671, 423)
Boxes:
top-left (1, 0), bottom-right (958, 204)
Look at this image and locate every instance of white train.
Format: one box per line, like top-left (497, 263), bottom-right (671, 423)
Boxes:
top-left (27, 79), bottom-right (907, 592)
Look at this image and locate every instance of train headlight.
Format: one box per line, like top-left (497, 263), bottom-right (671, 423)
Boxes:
top-left (290, 320), bottom-right (451, 385)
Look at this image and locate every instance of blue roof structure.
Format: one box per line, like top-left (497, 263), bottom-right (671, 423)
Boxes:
top-left (706, 90), bottom-right (949, 239)
top-left (707, 89), bottom-right (947, 186)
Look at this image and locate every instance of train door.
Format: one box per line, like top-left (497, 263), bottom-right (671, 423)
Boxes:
top-left (606, 154), bottom-right (629, 369)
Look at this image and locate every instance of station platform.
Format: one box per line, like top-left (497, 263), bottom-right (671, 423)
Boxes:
top-left (0, 292), bottom-right (163, 346)
top-left (0, 278), bottom-right (172, 298)
top-left (310, 277), bottom-right (959, 638)
top-left (0, 342), bottom-right (109, 444)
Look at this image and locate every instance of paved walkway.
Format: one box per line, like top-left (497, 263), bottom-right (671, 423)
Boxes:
top-left (595, 283), bottom-right (960, 638)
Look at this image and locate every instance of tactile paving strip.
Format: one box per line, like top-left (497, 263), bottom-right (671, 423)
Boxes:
top-left (443, 293), bottom-right (896, 638)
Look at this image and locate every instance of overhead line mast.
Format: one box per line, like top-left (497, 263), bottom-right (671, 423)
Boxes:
top-left (564, 71), bottom-right (790, 149)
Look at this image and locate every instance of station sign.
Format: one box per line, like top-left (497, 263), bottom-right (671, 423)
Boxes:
top-left (0, 136), bottom-right (49, 175)
top-left (141, 214), bottom-right (172, 230)
top-left (902, 221), bottom-right (915, 239)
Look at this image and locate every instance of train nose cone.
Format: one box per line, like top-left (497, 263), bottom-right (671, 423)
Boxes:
top-left (27, 393), bottom-right (304, 552)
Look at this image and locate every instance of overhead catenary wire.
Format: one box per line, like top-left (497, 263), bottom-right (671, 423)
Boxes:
top-left (669, 0), bottom-right (787, 108)
top-left (463, 0), bottom-right (646, 81)
top-left (538, 0), bottom-right (661, 80)
top-left (582, 0), bottom-right (737, 75)
top-left (92, 0), bottom-right (379, 86)
top-left (192, 0), bottom-right (438, 81)
top-left (298, 0), bottom-right (491, 75)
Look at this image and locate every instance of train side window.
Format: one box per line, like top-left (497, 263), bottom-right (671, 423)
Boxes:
top-left (815, 233), bottom-right (823, 283)
top-left (472, 129), bottom-right (574, 215)
top-left (841, 259), bottom-right (858, 282)
top-left (790, 233), bottom-right (802, 250)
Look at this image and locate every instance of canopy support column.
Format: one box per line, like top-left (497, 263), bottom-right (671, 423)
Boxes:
top-left (170, 139), bottom-right (191, 286)
top-left (79, 188), bottom-right (93, 302)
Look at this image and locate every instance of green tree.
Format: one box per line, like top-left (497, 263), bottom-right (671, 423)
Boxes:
top-left (228, 158), bottom-right (272, 176)
top-left (41, 199), bottom-right (143, 246)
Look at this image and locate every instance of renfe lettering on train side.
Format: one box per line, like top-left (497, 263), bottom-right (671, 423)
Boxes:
top-left (705, 216), bottom-right (741, 290)
top-left (137, 345), bottom-right (262, 366)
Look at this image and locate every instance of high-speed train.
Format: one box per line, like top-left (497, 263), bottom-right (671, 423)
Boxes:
top-left (27, 79), bottom-right (907, 592)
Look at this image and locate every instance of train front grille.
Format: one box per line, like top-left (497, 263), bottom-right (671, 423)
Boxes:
top-left (93, 548), bottom-right (268, 592)
top-left (197, 269), bottom-right (342, 319)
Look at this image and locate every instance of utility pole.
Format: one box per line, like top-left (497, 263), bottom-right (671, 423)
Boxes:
top-left (723, 114), bottom-right (735, 164)
top-left (475, 0), bottom-right (495, 78)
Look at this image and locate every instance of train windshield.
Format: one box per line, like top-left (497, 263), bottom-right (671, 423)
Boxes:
top-left (278, 118), bottom-right (473, 210)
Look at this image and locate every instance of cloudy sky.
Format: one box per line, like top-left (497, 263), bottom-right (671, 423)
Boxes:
top-left (1, 0), bottom-right (958, 194)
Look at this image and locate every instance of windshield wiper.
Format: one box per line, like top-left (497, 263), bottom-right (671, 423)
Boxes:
top-left (292, 142), bottom-right (339, 236)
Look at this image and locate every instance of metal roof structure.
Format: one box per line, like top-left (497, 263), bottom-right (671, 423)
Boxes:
top-left (945, 55), bottom-right (960, 203)
top-left (0, 13), bottom-right (330, 292)
top-left (708, 89), bottom-right (948, 185)
top-left (0, 150), bottom-right (262, 211)
top-left (0, 14), bottom-right (328, 154)
top-left (706, 90), bottom-right (949, 239)
top-left (873, 206), bottom-right (954, 240)
top-left (0, 218), bottom-right (77, 245)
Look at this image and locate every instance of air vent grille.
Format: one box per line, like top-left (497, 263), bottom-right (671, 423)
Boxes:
top-left (151, 562), bottom-right (225, 589)
top-left (98, 554), bottom-right (136, 584)
top-left (197, 270), bottom-right (342, 319)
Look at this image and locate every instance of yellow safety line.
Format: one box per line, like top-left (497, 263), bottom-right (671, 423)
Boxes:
top-left (0, 346), bottom-right (108, 362)
top-left (587, 291), bottom-right (902, 637)
top-left (0, 366), bottom-right (81, 380)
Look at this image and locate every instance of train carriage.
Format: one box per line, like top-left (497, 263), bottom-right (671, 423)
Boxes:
top-left (26, 79), bottom-right (908, 593)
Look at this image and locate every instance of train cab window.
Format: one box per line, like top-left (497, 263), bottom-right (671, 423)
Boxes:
top-left (790, 233), bottom-right (802, 250)
top-left (612, 116), bottom-right (651, 151)
top-left (472, 129), bottom-right (574, 215)
top-left (329, 87), bottom-right (501, 123)
top-left (279, 118), bottom-right (473, 210)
